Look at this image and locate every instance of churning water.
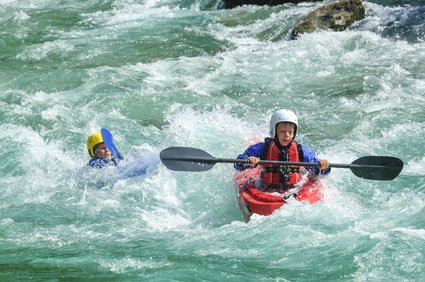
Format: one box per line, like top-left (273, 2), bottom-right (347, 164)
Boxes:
top-left (1, 0), bottom-right (424, 280)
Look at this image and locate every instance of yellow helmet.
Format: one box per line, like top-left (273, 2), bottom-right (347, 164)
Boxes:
top-left (87, 132), bottom-right (104, 158)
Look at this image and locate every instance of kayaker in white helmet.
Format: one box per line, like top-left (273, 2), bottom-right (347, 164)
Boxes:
top-left (234, 109), bottom-right (330, 191)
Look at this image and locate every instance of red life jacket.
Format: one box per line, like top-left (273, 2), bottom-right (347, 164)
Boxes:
top-left (261, 138), bottom-right (303, 188)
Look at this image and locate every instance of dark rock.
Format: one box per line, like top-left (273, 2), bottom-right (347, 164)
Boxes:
top-left (290, 0), bottom-right (365, 39)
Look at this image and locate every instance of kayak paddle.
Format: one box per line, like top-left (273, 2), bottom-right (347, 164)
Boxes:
top-left (101, 128), bottom-right (124, 160)
top-left (160, 147), bottom-right (403, 181)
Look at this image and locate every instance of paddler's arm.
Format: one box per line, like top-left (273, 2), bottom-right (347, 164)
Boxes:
top-left (234, 142), bottom-right (265, 171)
top-left (301, 145), bottom-right (331, 175)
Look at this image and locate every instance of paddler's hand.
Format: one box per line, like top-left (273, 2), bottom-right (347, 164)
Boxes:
top-left (245, 156), bottom-right (260, 167)
top-left (318, 159), bottom-right (329, 170)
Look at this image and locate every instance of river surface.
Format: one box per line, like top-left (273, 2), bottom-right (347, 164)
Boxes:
top-left (1, 0), bottom-right (424, 280)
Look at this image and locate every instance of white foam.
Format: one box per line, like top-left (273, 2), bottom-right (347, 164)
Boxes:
top-left (100, 256), bottom-right (171, 273)
top-left (16, 40), bottom-right (74, 61)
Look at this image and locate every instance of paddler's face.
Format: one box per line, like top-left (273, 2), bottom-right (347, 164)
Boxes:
top-left (276, 122), bottom-right (295, 146)
top-left (94, 142), bottom-right (112, 160)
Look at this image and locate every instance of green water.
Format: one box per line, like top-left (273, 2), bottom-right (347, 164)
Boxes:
top-left (1, 0), bottom-right (424, 280)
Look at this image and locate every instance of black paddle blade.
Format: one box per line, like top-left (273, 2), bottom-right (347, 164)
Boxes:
top-left (160, 147), bottom-right (217, 171)
top-left (350, 156), bottom-right (403, 180)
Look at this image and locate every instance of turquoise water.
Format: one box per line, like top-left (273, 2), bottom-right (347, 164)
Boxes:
top-left (1, 0), bottom-right (424, 280)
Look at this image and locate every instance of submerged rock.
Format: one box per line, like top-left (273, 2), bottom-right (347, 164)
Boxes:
top-left (290, 0), bottom-right (365, 39)
top-left (218, 0), bottom-right (321, 10)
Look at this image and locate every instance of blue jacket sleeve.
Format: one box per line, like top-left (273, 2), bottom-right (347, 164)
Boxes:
top-left (234, 142), bottom-right (265, 171)
top-left (301, 144), bottom-right (331, 176)
top-left (87, 158), bottom-right (119, 168)
top-left (88, 158), bottom-right (110, 168)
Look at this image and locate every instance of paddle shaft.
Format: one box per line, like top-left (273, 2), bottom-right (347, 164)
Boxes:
top-left (162, 156), bottom-right (377, 169)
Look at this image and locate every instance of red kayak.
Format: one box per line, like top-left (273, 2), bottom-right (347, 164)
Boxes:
top-left (234, 166), bottom-right (324, 222)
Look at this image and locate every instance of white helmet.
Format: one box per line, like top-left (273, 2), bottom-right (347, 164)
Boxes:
top-left (269, 109), bottom-right (298, 138)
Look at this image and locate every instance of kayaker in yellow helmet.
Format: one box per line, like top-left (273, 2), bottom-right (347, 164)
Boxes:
top-left (86, 128), bottom-right (159, 182)
top-left (234, 109), bottom-right (330, 191)
top-left (87, 129), bottom-right (122, 168)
